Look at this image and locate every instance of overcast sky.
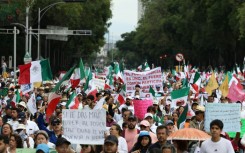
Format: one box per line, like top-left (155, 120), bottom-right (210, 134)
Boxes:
top-left (108, 0), bottom-right (138, 42)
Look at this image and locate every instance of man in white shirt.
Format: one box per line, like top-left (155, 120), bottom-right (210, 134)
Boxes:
top-left (118, 96), bottom-right (134, 115)
top-left (200, 119), bottom-right (234, 153)
top-left (18, 112), bottom-right (39, 138)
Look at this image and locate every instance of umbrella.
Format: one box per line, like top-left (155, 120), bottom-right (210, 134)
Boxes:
top-left (167, 128), bottom-right (211, 141)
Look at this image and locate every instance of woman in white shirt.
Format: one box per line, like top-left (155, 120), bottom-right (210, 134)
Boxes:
top-left (109, 123), bottom-right (128, 153)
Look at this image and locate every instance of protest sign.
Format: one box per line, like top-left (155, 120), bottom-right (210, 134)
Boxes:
top-left (204, 103), bottom-right (240, 132)
top-left (62, 109), bottom-right (106, 144)
top-left (26, 94), bottom-right (37, 115)
top-left (16, 149), bottom-right (56, 153)
top-left (228, 119), bottom-right (245, 138)
top-left (91, 78), bottom-right (105, 90)
top-left (124, 67), bottom-right (162, 93)
top-left (134, 99), bottom-right (153, 120)
top-left (20, 83), bottom-right (33, 94)
top-left (126, 92), bottom-right (153, 100)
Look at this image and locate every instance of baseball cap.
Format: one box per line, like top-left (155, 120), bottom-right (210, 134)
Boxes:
top-left (140, 120), bottom-right (150, 127)
top-left (165, 120), bottom-right (174, 125)
top-left (51, 118), bottom-right (61, 126)
top-left (36, 143), bottom-right (49, 153)
top-left (18, 101), bottom-right (27, 108)
top-left (18, 112), bottom-right (26, 119)
top-left (153, 100), bottom-right (159, 105)
top-left (126, 96), bottom-right (133, 100)
top-left (144, 113), bottom-right (153, 119)
top-left (139, 130), bottom-right (150, 137)
top-left (128, 115), bottom-right (137, 121)
top-left (36, 96), bottom-right (42, 101)
top-left (104, 135), bottom-right (118, 145)
top-left (5, 104), bottom-right (12, 110)
top-left (56, 137), bottom-right (71, 147)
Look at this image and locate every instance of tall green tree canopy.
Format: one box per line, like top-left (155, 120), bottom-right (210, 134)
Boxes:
top-left (116, 0), bottom-right (245, 70)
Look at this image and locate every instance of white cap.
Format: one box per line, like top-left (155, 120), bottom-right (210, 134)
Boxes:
top-left (16, 124), bottom-right (26, 130)
top-left (18, 101), bottom-right (27, 109)
top-left (126, 96), bottom-right (133, 100)
top-left (144, 113), bottom-right (153, 119)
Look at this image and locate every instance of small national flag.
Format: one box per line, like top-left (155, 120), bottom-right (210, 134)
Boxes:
top-left (84, 69), bottom-right (93, 91)
top-left (18, 59), bottom-right (52, 84)
top-left (144, 62), bottom-right (150, 71)
top-left (70, 68), bottom-right (80, 88)
top-left (205, 73), bottom-right (219, 96)
top-left (80, 59), bottom-right (86, 80)
top-left (171, 87), bottom-right (190, 108)
top-left (149, 86), bottom-right (155, 97)
top-left (177, 104), bottom-right (188, 129)
top-left (66, 92), bottom-right (79, 109)
top-left (116, 94), bottom-right (125, 105)
top-left (11, 90), bottom-right (21, 107)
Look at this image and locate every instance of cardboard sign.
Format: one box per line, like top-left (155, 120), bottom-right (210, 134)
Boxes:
top-left (124, 67), bottom-right (162, 93)
top-left (133, 99), bottom-right (153, 120)
top-left (204, 103), bottom-right (241, 132)
top-left (228, 119), bottom-right (245, 138)
top-left (91, 78), bottom-right (105, 90)
top-left (62, 109), bottom-right (106, 144)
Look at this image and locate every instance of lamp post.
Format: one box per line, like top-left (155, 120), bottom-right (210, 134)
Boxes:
top-left (37, 2), bottom-right (65, 60)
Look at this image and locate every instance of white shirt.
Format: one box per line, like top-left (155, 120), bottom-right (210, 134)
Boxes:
top-left (200, 138), bottom-right (234, 153)
top-left (25, 120), bottom-right (39, 136)
top-left (23, 136), bottom-right (34, 148)
top-left (7, 120), bottom-right (19, 131)
top-left (118, 136), bottom-right (128, 153)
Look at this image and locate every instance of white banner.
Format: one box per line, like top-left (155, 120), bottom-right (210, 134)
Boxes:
top-left (62, 109), bottom-right (106, 144)
top-left (204, 103), bottom-right (241, 132)
top-left (91, 78), bottom-right (105, 90)
top-left (124, 67), bottom-right (163, 93)
top-left (20, 83), bottom-right (33, 94)
top-left (26, 94), bottom-right (37, 116)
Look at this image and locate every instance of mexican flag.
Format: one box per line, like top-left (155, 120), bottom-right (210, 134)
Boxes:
top-left (149, 86), bottom-right (155, 97)
top-left (177, 104), bottom-right (188, 129)
top-left (18, 59), bottom-right (52, 84)
top-left (11, 90), bottom-right (21, 107)
top-left (46, 66), bottom-right (76, 117)
top-left (70, 68), bottom-right (80, 88)
top-left (171, 87), bottom-right (190, 108)
top-left (190, 72), bottom-right (201, 93)
top-left (66, 92), bottom-right (79, 109)
top-left (46, 93), bottom-right (61, 116)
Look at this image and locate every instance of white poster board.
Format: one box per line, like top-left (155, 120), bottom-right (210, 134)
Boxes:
top-left (124, 67), bottom-right (162, 93)
top-left (91, 78), bottom-right (105, 90)
top-left (204, 103), bottom-right (241, 132)
top-left (62, 109), bottom-right (106, 144)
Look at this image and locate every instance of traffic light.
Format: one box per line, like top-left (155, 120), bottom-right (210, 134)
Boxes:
top-left (64, 0), bottom-right (87, 2)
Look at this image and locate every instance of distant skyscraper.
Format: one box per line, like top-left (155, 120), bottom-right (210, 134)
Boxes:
top-left (138, 0), bottom-right (144, 21)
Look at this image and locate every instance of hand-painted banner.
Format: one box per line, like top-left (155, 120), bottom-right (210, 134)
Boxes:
top-left (204, 103), bottom-right (240, 132)
top-left (133, 99), bottom-right (153, 120)
top-left (124, 67), bottom-right (162, 93)
top-left (62, 109), bottom-right (106, 144)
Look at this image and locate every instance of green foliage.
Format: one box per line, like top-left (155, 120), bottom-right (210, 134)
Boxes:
top-left (116, 0), bottom-right (245, 70)
top-left (0, 0), bottom-right (112, 69)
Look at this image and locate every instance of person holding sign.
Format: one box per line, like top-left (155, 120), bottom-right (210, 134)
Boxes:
top-left (200, 119), bottom-right (234, 153)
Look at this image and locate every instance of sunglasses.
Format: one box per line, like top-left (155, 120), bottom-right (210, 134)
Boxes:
top-left (52, 123), bottom-right (60, 126)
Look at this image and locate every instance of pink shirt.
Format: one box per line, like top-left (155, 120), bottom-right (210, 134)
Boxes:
top-left (124, 129), bottom-right (139, 151)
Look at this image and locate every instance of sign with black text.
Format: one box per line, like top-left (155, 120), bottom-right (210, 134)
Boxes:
top-left (62, 109), bottom-right (106, 144)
